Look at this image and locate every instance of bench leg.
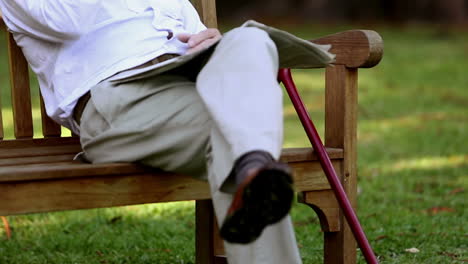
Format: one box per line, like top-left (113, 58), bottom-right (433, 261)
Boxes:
top-left (324, 227), bottom-right (356, 264)
top-left (300, 190), bottom-right (357, 264)
top-left (195, 200), bottom-right (227, 264)
top-left (320, 64), bottom-right (359, 263)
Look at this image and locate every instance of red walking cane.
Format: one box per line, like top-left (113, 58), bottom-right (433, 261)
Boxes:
top-left (278, 68), bottom-right (378, 264)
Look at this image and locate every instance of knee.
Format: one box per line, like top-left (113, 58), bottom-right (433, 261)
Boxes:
top-left (227, 27), bottom-right (269, 39)
top-left (198, 26), bottom-right (279, 80)
top-left (223, 27), bottom-right (274, 48)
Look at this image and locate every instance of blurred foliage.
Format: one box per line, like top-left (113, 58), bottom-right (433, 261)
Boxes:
top-left (217, 0), bottom-right (468, 25)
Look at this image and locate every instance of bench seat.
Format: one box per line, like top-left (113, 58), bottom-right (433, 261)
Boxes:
top-left (0, 139), bottom-right (342, 216)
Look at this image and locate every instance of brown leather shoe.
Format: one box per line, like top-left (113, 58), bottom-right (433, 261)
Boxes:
top-left (220, 161), bottom-right (294, 244)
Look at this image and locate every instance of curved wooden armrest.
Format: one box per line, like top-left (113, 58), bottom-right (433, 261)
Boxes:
top-left (311, 30), bottom-right (383, 69)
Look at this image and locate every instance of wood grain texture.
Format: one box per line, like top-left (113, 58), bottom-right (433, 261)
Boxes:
top-left (196, 200), bottom-right (216, 264)
top-left (0, 162), bottom-right (148, 182)
top-left (0, 144), bottom-right (81, 159)
top-left (192, 0), bottom-right (218, 28)
top-left (0, 26), bottom-right (3, 139)
top-left (7, 32), bottom-right (33, 139)
top-left (0, 159), bottom-right (336, 193)
top-left (40, 96), bottom-right (62, 137)
top-left (0, 147), bottom-right (342, 182)
top-left (312, 30), bottom-right (383, 68)
top-left (0, 137), bottom-right (79, 148)
top-left (0, 154), bottom-right (76, 166)
top-left (299, 190), bottom-right (340, 232)
top-left (1, 140), bottom-right (339, 160)
top-left (290, 160), bottom-right (340, 191)
top-left (195, 202), bottom-right (226, 262)
top-left (279, 147), bottom-right (342, 162)
top-left (0, 158), bottom-right (339, 215)
top-left (0, 173), bottom-right (211, 215)
top-left (0, 78), bottom-right (3, 139)
top-left (322, 65), bottom-right (359, 264)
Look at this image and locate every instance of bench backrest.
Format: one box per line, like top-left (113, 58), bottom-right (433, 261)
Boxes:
top-left (0, 0), bottom-right (217, 140)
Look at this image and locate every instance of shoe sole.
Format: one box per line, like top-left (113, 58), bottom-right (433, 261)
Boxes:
top-left (220, 163), bottom-right (294, 244)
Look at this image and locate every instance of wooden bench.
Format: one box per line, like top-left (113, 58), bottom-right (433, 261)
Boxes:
top-left (0, 1), bottom-right (383, 263)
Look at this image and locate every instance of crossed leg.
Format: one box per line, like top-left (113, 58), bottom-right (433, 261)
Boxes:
top-left (80, 27), bottom-right (302, 264)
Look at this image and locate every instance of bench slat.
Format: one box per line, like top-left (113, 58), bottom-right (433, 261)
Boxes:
top-left (0, 154), bottom-right (76, 166)
top-left (280, 147), bottom-right (342, 162)
top-left (0, 137), bottom-right (79, 148)
top-left (7, 32), bottom-right (33, 139)
top-left (0, 30), bottom-right (3, 140)
top-left (0, 159), bottom-right (338, 216)
top-left (192, 0), bottom-right (217, 28)
top-left (0, 18), bottom-right (3, 140)
top-left (0, 148), bottom-right (343, 182)
top-left (40, 96), bottom-right (62, 137)
top-left (0, 144), bottom-right (82, 159)
top-left (0, 162), bottom-right (148, 181)
top-left (0, 173), bottom-right (211, 215)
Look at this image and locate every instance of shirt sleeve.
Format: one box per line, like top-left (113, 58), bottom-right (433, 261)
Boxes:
top-left (180, 0), bottom-right (207, 34)
top-left (0, 0), bottom-right (101, 43)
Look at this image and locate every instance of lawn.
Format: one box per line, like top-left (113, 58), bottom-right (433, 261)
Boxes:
top-left (0, 23), bottom-right (467, 263)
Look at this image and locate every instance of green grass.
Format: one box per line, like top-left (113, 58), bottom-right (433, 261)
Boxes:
top-left (1, 24), bottom-right (467, 263)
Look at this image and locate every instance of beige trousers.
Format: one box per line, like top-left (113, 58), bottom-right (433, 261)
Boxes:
top-left (79, 27), bottom-right (302, 264)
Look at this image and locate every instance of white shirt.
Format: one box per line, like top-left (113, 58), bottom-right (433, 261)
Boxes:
top-left (0, 0), bottom-right (206, 133)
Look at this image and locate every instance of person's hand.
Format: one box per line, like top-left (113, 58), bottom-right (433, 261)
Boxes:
top-left (177, 28), bottom-right (222, 54)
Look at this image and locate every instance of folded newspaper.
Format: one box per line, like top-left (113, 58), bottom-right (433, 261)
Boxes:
top-left (242, 20), bottom-right (335, 68)
top-left (109, 20), bottom-right (335, 83)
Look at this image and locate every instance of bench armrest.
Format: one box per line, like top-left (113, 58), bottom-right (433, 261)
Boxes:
top-left (312, 30), bottom-right (383, 68)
